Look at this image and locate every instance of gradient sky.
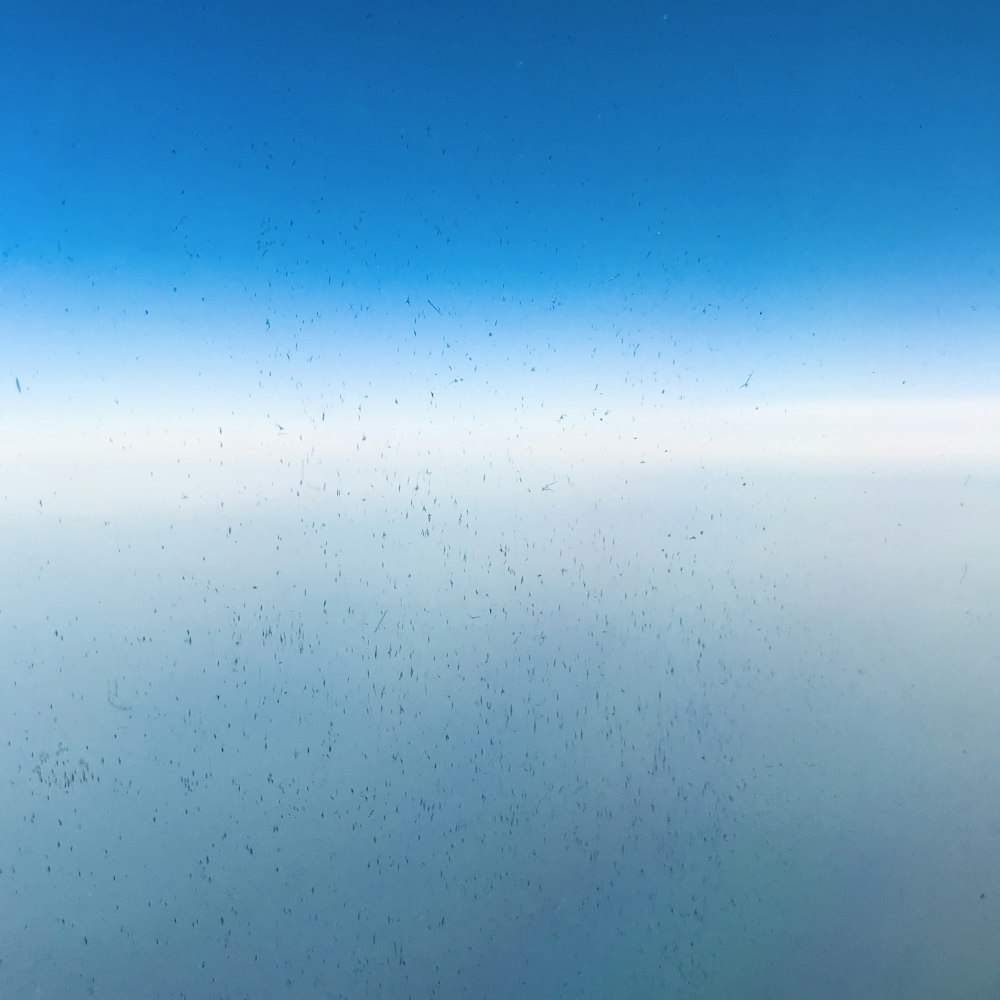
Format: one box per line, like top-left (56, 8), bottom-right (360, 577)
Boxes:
top-left (2, 0), bottom-right (999, 477)
top-left (3, 7), bottom-right (1000, 997)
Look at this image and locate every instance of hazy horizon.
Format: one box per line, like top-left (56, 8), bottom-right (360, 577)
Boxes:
top-left (2, 1), bottom-right (998, 997)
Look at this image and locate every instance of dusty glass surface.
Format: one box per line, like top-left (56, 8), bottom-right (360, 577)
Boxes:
top-left (2, 3), bottom-right (998, 997)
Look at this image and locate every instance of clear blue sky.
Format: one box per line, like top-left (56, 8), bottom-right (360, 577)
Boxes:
top-left (2, 0), bottom-right (998, 386)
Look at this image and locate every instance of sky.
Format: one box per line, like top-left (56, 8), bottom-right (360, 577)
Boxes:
top-left (2, 0), bottom-right (999, 489)
top-left (1, 3), bottom-right (999, 998)
top-left (2, 1), bottom-right (998, 364)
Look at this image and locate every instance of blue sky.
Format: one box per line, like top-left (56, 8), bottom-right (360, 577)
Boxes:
top-left (2, 0), bottom-right (998, 456)
top-left (4, 2), bottom-right (998, 305)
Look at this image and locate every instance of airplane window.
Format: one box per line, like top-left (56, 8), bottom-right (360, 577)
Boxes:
top-left (2, 3), bottom-right (998, 997)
